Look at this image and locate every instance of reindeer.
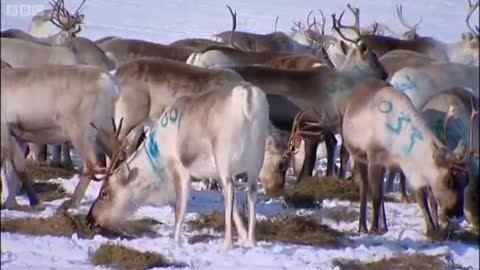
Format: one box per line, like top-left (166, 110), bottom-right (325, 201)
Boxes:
top-left (97, 38), bottom-right (196, 67)
top-left (187, 45), bottom-right (332, 69)
top-left (389, 62), bottom-right (479, 108)
top-left (419, 87), bottom-right (479, 228)
top-left (445, 0), bottom-right (479, 65)
top-left (169, 38), bottom-right (230, 52)
top-left (27, 1), bottom-right (83, 38)
top-left (259, 53), bottom-right (334, 70)
top-left (379, 49), bottom-right (439, 80)
top-left (1, 65), bottom-right (120, 211)
top-left (342, 77), bottom-right (475, 235)
top-left (110, 58), bottom-right (244, 157)
top-left (1, 121), bottom-right (40, 209)
top-left (1, 60), bottom-right (12, 69)
top-left (226, 11), bottom-right (389, 182)
top-left (333, 4), bottom-right (449, 62)
top-left (85, 80), bottom-right (269, 252)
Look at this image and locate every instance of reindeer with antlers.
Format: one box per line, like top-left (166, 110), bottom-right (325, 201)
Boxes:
top-left (85, 78), bottom-right (270, 252)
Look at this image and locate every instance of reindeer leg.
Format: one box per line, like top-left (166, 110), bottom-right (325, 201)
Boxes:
top-left (61, 142), bottom-right (74, 169)
top-left (49, 144), bottom-right (62, 167)
top-left (243, 171), bottom-right (258, 248)
top-left (26, 143), bottom-right (47, 165)
top-left (338, 142), bottom-right (349, 179)
top-left (354, 161), bottom-right (369, 234)
top-left (385, 169), bottom-right (396, 193)
top-left (173, 167), bottom-right (191, 246)
top-left (297, 138), bottom-right (319, 182)
top-left (11, 140), bottom-right (40, 207)
top-left (399, 172), bottom-right (409, 203)
top-left (415, 187), bottom-right (439, 236)
top-left (368, 164), bottom-right (386, 234)
top-left (324, 132), bottom-right (338, 177)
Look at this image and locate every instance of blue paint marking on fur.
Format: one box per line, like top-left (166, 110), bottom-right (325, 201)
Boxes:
top-left (402, 127), bottom-right (424, 156)
top-left (378, 100), bottom-right (393, 114)
top-left (145, 127), bottom-right (164, 185)
top-left (377, 99), bottom-right (424, 156)
top-left (386, 112), bottom-right (412, 135)
top-left (392, 75), bottom-right (416, 92)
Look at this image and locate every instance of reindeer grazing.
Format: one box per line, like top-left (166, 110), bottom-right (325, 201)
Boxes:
top-left (343, 79), bottom-right (475, 235)
top-left (1, 65), bottom-right (119, 210)
top-left (445, 0), bottom-right (479, 65)
top-left (86, 80), bottom-right (269, 252)
top-left (420, 87), bottom-right (479, 228)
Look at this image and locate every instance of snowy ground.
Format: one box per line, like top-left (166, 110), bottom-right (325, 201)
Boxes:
top-left (1, 0), bottom-right (479, 269)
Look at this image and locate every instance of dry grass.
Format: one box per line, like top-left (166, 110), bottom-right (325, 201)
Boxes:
top-left (188, 212), bottom-right (347, 247)
top-left (32, 182), bottom-right (68, 202)
top-left (90, 243), bottom-right (185, 270)
top-left (320, 205), bottom-right (359, 224)
top-left (333, 254), bottom-right (454, 270)
top-left (284, 176), bottom-right (360, 208)
top-left (188, 234), bottom-right (218, 244)
top-left (0, 213), bottom-right (161, 240)
top-left (447, 230), bottom-right (480, 245)
top-left (26, 164), bottom-right (77, 181)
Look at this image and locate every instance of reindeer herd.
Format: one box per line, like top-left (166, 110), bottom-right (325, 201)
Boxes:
top-left (1, 0), bottom-right (479, 252)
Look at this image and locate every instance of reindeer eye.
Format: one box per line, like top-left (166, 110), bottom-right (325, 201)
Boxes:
top-left (101, 190), bottom-right (109, 198)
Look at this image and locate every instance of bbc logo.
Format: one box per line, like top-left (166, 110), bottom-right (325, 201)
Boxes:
top-left (4, 4), bottom-right (45, 17)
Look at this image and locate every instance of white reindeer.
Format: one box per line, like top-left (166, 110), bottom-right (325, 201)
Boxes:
top-left (85, 81), bottom-right (269, 252)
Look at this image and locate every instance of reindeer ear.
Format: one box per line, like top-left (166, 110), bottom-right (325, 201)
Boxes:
top-left (339, 41), bottom-right (349, 55)
top-left (358, 41), bottom-right (367, 54)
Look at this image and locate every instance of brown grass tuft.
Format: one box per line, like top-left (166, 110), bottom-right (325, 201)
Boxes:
top-left (90, 243), bottom-right (185, 270)
top-left (284, 176), bottom-right (360, 208)
top-left (333, 254), bottom-right (453, 270)
top-left (0, 214), bottom-right (161, 240)
top-left (187, 212), bottom-right (347, 247)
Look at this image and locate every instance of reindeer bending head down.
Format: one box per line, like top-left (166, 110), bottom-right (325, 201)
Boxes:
top-left (86, 81), bottom-right (269, 252)
top-left (343, 79), bottom-right (476, 235)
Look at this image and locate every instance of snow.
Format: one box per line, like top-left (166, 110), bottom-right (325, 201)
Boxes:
top-left (1, 0), bottom-right (479, 269)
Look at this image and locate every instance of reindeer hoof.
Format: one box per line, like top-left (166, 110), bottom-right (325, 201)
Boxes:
top-left (358, 226), bottom-right (368, 234)
top-left (242, 238), bottom-right (256, 248)
top-left (220, 240), bottom-right (233, 253)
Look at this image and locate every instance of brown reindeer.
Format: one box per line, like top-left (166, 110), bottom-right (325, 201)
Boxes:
top-left (98, 38), bottom-right (195, 67)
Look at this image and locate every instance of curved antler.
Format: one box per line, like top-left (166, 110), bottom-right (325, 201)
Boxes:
top-left (226, 5), bottom-right (239, 49)
top-left (396, 4), bottom-right (423, 33)
top-left (331, 4), bottom-right (362, 44)
top-left (466, 0), bottom-right (480, 34)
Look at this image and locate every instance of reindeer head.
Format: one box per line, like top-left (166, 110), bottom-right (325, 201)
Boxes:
top-left (462, 0), bottom-right (480, 54)
top-left (396, 5), bottom-right (423, 40)
top-left (85, 119), bottom-right (143, 228)
top-left (48, 0), bottom-right (86, 38)
top-left (431, 102), bottom-right (479, 221)
top-left (332, 5), bottom-right (388, 80)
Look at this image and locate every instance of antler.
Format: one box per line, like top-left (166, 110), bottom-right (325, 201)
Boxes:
top-left (274, 16), bottom-right (279, 32)
top-left (466, 0), bottom-right (480, 34)
top-left (396, 5), bottom-right (423, 33)
top-left (87, 118), bottom-right (128, 181)
top-left (443, 97), bottom-right (480, 168)
top-left (331, 4), bottom-right (362, 44)
top-left (226, 5), bottom-right (238, 49)
top-left (48, 0), bottom-right (86, 34)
